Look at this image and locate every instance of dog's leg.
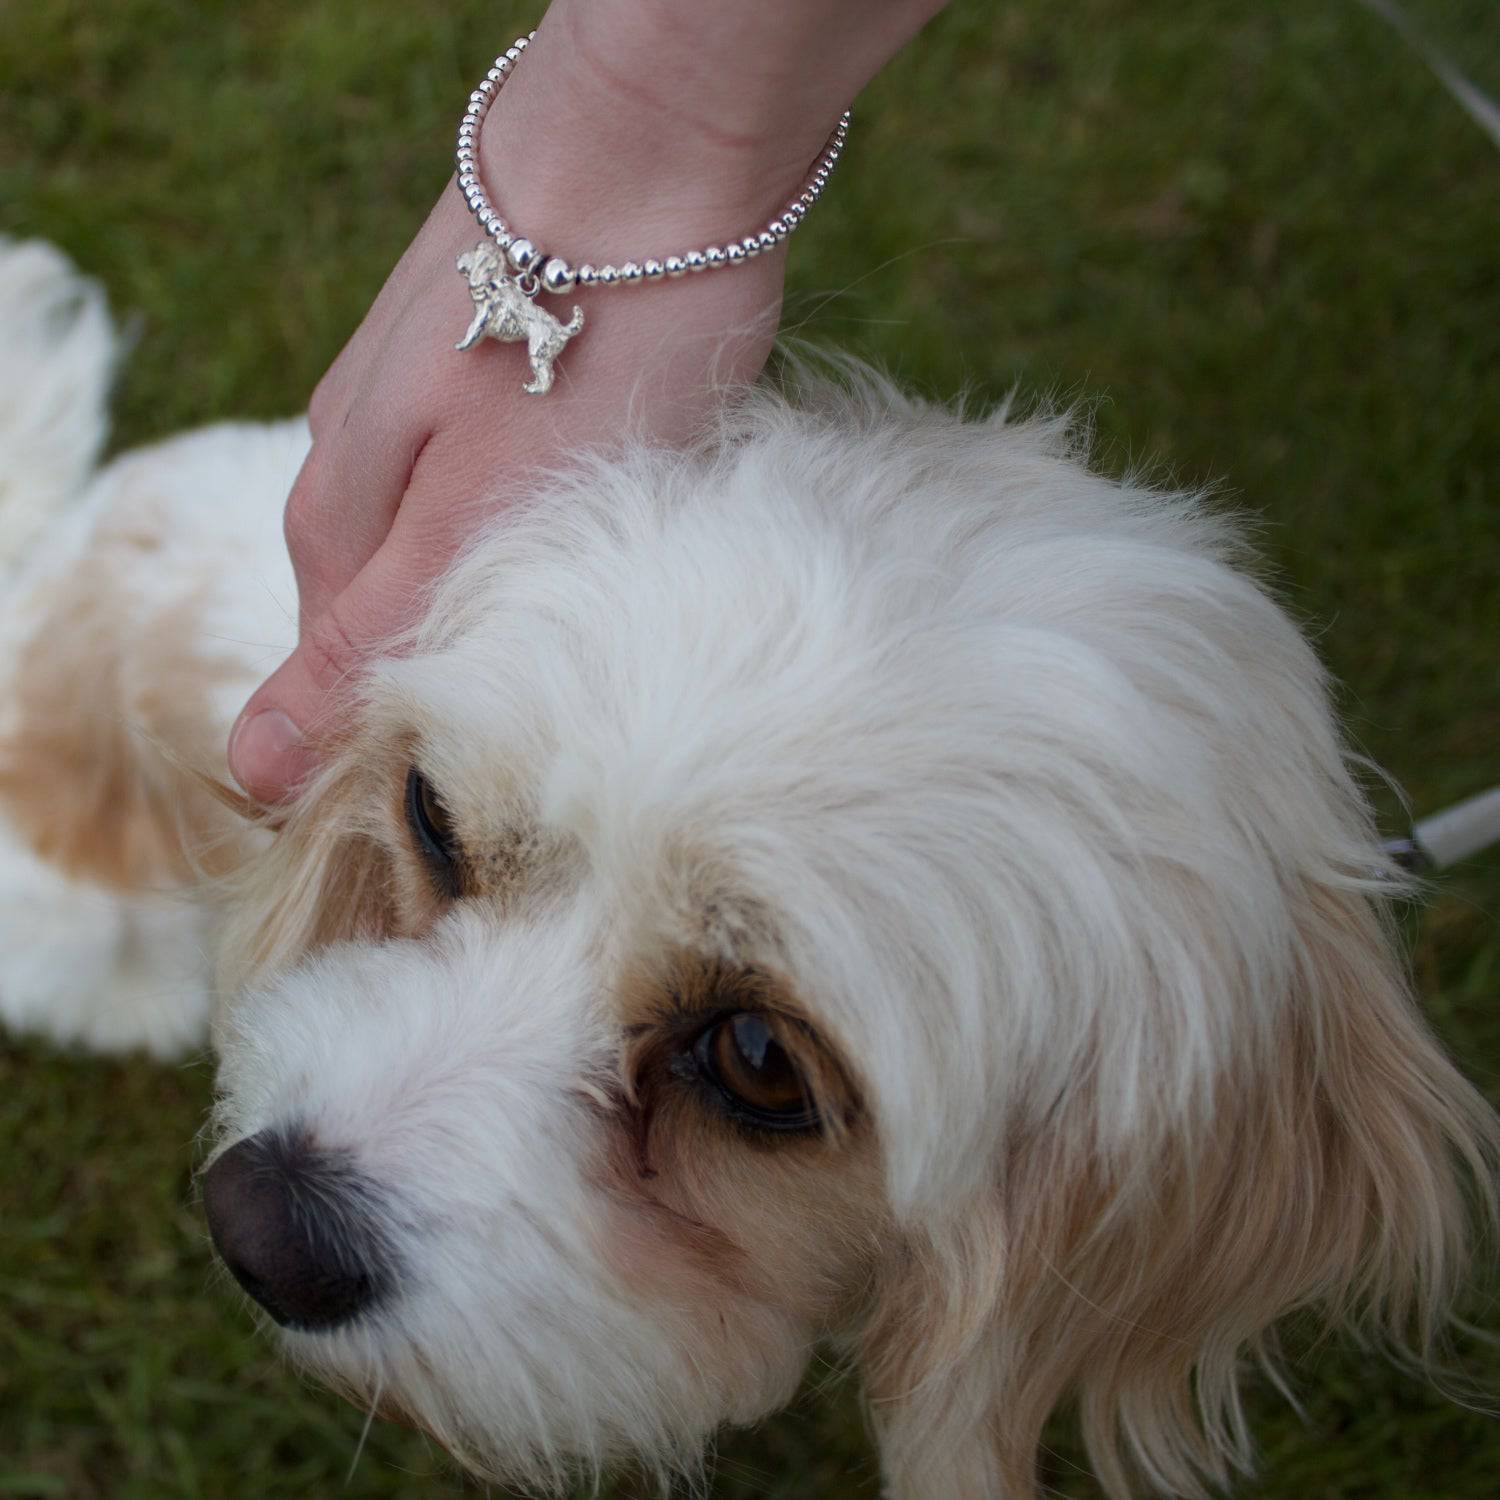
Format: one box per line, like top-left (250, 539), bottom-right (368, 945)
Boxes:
top-left (455, 300), bottom-right (490, 352)
top-left (523, 332), bottom-right (557, 396)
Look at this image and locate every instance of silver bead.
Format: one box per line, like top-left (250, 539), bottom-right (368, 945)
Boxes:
top-left (597, 265), bottom-right (619, 285)
top-left (577, 264), bottom-right (597, 285)
top-left (514, 34), bottom-right (529, 48)
top-left (725, 242), bottom-right (745, 264)
top-left (476, 206), bottom-right (494, 227)
top-left (490, 228), bottom-right (513, 251)
top-left (540, 257), bottom-right (576, 294)
top-left (768, 219), bottom-right (789, 238)
top-left (756, 232), bottom-right (776, 252)
top-left (739, 236), bottom-right (760, 258)
top-left (643, 258), bottom-right (665, 280)
top-left (704, 246), bottom-right (726, 267)
top-left (507, 238), bottom-right (541, 274)
top-left (684, 250), bottom-right (706, 273)
top-left (619, 261), bottom-right (643, 284)
top-left (495, 56), bottom-right (511, 73)
top-left (665, 255), bottom-right (687, 277)
top-left (505, 46), bottom-right (523, 63)
top-left (465, 100), bottom-right (481, 117)
top-left (486, 66), bottom-right (503, 83)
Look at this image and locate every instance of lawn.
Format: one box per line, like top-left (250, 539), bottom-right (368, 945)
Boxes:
top-left (2, 1), bottom-right (1498, 1496)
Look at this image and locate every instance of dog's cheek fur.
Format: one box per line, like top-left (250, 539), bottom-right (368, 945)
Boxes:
top-left (857, 878), bottom-right (1500, 1500)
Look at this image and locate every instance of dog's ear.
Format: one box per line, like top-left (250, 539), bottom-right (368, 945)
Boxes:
top-left (214, 755), bottom-right (397, 995)
top-left (858, 878), bottom-right (1498, 1500)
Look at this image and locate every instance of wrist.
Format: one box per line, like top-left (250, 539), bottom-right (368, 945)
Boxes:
top-left (469, 1), bottom-right (871, 264)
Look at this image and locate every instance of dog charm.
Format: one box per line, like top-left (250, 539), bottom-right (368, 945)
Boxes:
top-left (455, 243), bottom-right (584, 396)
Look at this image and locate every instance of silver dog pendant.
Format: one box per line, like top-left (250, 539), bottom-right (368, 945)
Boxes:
top-left (455, 243), bottom-right (584, 396)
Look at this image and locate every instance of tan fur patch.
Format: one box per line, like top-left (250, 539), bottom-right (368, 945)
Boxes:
top-left (0, 558), bottom-right (248, 891)
top-left (215, 734), bottom-right (543, 994)
top-left (214, 748), bottom-right (404, 994)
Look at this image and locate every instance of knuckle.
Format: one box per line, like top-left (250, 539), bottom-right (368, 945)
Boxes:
top-left (299, 600), bottom-right (368, 698)
top-left (306, 368), bottom-right (346, 437)
top-left (282, 480), bottom-right (322, 561)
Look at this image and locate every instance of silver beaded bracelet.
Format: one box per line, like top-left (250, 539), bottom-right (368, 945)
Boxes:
top-left (451, 32), bottom-right (852, 395)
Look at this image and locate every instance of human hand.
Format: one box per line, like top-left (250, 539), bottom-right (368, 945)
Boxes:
top-left (228, 0), bottom-right (949, 803)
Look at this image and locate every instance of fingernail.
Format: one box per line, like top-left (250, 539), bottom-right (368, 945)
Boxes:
top-left (228, 709), bottom-right (316, 802)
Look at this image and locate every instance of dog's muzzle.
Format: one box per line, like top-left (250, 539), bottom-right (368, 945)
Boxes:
top-left (202, 1128), bottom-right (395, 1332)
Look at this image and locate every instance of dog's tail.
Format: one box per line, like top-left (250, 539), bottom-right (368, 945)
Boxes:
top-left (0, 236), bottom-right (118, 574)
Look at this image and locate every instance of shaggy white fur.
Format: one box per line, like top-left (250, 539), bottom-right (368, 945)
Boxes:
top-left (2, 237), bottom-right (1494, 1499)
top-left (0, 239), bottom-right (300, 1057)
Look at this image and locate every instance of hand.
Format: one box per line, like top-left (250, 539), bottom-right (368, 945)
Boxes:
top-left (228, 0), bottom-right (950, 803)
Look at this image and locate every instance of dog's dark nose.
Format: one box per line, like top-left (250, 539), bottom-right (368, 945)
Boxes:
top-left (202, 1129), bottom-right (389, 1332)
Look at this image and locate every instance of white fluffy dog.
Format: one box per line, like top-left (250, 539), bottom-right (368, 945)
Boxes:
top-left (1, 237), bottom-right (1495, 1499)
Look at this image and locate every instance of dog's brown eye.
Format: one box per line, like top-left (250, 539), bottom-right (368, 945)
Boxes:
top-left (692, 1013), bottom-right (819, 1132)
top-left (405, 768), bottom-right (461, 897)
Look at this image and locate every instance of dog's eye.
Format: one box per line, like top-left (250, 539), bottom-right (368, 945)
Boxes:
top-left (691, 1013), bottom-right (819, 1132)
top-left (404, 768), bottom-right (461, 897)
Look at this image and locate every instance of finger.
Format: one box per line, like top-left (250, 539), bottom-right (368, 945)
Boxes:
top-left (286, 263), bottom-right (475, 625)
top-left (282, 406), bottom-right (429, 631)
top-left (227, 550), bottom-right (425, 802)
top-left (228, 438), bottom-right (494, 803)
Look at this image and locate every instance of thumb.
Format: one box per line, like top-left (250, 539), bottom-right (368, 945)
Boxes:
top-left (228, 535), bottom-right (439, 803)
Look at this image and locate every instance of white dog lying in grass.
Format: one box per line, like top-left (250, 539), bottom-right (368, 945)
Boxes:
top-left (0, 236), bottom-right (1493, 1499)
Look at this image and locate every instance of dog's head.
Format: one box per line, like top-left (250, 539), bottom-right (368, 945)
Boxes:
top-left (204, 380), bottom-right (1497, 1497)
top-left (455, 243), bottom-right (505, 290)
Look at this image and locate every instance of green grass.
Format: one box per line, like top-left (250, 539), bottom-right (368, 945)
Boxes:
top-left (3, 1), bottom-right (1499, 1494)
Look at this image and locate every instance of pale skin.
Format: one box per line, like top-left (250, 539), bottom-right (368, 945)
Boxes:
top-left (228, 0), bottom-right (953, 803)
